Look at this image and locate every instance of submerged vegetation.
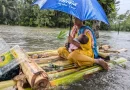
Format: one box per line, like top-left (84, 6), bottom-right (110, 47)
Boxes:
top-left (57, 30), bottom-right (67, 39)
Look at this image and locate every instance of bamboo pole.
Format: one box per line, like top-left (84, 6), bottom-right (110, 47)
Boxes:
top-left (48, 66), bottom-right (91, 80)
top-left (98, 52), bottom-right (110, 61)
top-left (38, 60), bottom-right (76, 73)
top-left (28, 50), bottom-right (111, 64)
top-left (16, 81), bottom-right (24, 90)
top-left (0, 80), bottom-right (32, 90)
top-left (98, 52), bottom-right (110, 58)
top-left (50, 58), bottom-right (127, 86)
top-left (38, 60), bottom-right (71, 68)
top-left (32, 56), bottom-right (60, 64)
top-left (0, 80), bottom-right (16, 89)
top-left (48, 69), bottom-right (76, 80)
top-left (27, 50), bottom-right (57, 56)
top-left (28, 48), bottom-right (127, 60)
top-left (0, 58), bottom-right (127, 89)
top-left (20, 58), bottom-right (49, 89)
top-left (24, 88), bottom-right (32, 90)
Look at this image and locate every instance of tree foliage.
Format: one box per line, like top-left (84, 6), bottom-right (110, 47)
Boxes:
top-left (98, 0), bottom-right (119, 17)
top-left (109, 10), bottom-right (130, 31)
top-left (0, 0), bottom-right (17, 24)
top-left (0, 0), bottom-right (125, 31)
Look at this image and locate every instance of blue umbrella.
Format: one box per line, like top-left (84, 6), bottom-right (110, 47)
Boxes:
top-left (33, 0), bottom-right (109, 24)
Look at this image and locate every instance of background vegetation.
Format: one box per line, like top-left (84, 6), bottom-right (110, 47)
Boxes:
top-left (0, 0), bottom-right (130, 31)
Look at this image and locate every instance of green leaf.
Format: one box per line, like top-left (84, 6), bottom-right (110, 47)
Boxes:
top-left (57, 30), bottom-right (67, 39)
top-left (100, 0), bottom-right (106, 4)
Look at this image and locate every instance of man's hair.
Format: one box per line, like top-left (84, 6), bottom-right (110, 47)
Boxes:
top-left (79, 35), bottom-right (89, 44)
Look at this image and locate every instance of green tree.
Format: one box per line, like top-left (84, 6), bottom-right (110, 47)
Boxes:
top-left (0, 0), bottom-right (118, 34)
top-left (118, 10), bottom-right (130, 31)
top-left (108, 10), bottom-right (130, 31)
top-left (0, 0), bottom-right (17, 24)
top-left (92, 0), bottom-right (119, 38)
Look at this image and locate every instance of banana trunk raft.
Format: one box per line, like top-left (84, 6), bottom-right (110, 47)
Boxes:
top-left (0, 50), bottom-right (127, 90)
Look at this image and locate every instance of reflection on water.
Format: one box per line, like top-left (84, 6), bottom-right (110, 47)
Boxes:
top-left (0, 25), bottom-right (130, 90)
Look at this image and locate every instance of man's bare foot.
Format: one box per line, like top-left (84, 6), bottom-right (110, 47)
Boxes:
top-left (96, 58), bottom-right (109, 70)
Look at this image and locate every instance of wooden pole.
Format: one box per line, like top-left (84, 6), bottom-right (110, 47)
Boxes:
top-left (0, 80), bottom-right (16, 89)
top-left (20, 58), bottom-right (49, 89)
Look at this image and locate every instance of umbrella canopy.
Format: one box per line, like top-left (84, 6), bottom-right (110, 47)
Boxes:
top-left (33, 0), bottom-right (109, 24)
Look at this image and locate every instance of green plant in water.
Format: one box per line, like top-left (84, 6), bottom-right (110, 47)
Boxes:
top-left (57, 30), bottom-right (67, 39)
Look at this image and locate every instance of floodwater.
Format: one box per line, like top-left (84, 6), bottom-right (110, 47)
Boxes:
top-left (0, 25), bottom-right (130, 90)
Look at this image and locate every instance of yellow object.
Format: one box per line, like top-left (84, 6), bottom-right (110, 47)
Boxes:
top-left (58, 47), bottom-right (70, 59)
top-left (58, 32), bottom-right (95, 66)
top-left (0, 51), bottom-right (14, 67)
top-left (10, 49), bottom-right (18, 58)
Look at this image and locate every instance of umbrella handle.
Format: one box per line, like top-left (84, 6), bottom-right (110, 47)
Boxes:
top-left (67, 15), bottom-right (72, 48)
top-left (69, 15), bottom-right (73, 36)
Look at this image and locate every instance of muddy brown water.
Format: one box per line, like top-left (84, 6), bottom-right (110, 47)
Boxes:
top-left (0, 25), bottom-right (130, 90)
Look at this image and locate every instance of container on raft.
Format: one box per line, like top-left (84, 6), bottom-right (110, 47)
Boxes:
top-left (0, 50), bottom-right (127, 89)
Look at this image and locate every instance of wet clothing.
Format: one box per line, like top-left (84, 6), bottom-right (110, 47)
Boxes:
top-left (78, 26), bottom-right (98, 58)
top-left (68, 38), bottom-right (79, 52)
top-left (58, 25), bottom-right (97, 66)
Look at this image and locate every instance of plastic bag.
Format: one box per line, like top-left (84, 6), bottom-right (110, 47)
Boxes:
top-left (0, 44), bottom-right (26, 76)
top-left (0, 38), bottom-right (10, 55)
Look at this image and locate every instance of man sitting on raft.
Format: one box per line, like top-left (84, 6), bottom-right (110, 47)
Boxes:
top-left (58, 17), bottom-right (109, 70)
